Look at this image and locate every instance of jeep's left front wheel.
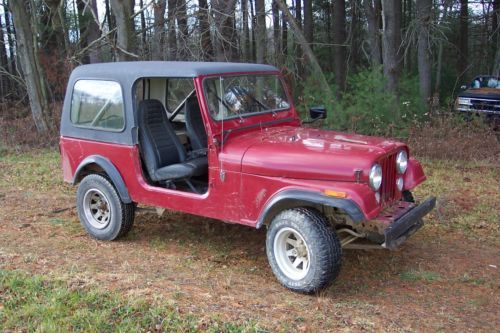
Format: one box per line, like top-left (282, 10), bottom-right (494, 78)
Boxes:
top-left (266, 208), bottom-right (342, 293)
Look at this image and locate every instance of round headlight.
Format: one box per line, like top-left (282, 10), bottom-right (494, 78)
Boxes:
top-left (369, 164), bottom-right (382, 191)
top-left (396, 150), bottom-right (408, 174)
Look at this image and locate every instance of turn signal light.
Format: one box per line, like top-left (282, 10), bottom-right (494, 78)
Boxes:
top-left (324, 190), bottom-right (347, 198)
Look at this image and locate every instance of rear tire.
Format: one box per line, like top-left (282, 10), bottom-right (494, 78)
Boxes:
top-left (76, 174), bottom-right (135, 240)
top-left (266, 208), bottom-right (342, 294)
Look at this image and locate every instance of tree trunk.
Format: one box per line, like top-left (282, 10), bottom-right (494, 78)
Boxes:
top-left (281, 7), bottom-right (288, 61)
top-left (333, 0), bottom-right (347, 95)
top-left (3, 0), bottom-right (15, 74)
top-left (255, 0), bottom-right (266, 63)
top-left (87, 0), bottom-right (102, 63)
top-left (167, 0), bottom-right (177, 60)
top-left (492, 0), bottom-right (499, 74)
top-left (110, 0), bottom-right (137, 61)
top-left (139, 0), bottom-right (147, 57)
top-left (434, 0), bottom-right (451, 98)
top-left (272, 0), bottom-right (281, 64)
top-left (295, 0), bottom-right (302, 27)
top-left (364, 0), bottom-right (382, 66)
top-left (176, 0), bottom-right (189, 59)
top-left (295, 0), bottom-right (304, 78)
top-left (77, 0), bottom-right (101, 63)
top-left (241, 0), bottom-right (250, 61)
top-left (9, 0), bottom-right (51, 132)
top-left (152, 0), bottom-right (166, 60)
top-left (212, 0), bottom-right (238, 61)
top-left (275, 0), bottom-right (333, 98)
top-left (198, 0), bottom-right (213, 60)
top-left (0, 14), bottom-right (9, 100)
top-left (458, 0), bottom-right (468, 79)
top-left (303, 0), bottom-right (313, 49)
top-left (393, 0), bottom-right (402, 76)
top-left (105, 0), bottom-right (115, 31)
top-left (349, 0), bottom-right (363, 68)
top-left (416, 0), bottom-right (432, 109)
top-left (381, 0), bottom-right (400, 94)
top-left (325, 1), bottom-right (332, 71)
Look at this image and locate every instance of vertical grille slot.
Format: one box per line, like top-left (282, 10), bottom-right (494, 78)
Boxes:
top-left (380, 153), bottom-right (397, 204)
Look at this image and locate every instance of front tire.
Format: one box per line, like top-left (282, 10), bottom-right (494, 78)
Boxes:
top-left (76, 174), bottom-right (135, 240)
top-left (266, 208), bottom-right (342, 293)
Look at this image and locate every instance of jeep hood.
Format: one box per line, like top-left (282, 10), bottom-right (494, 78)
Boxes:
top-left (221, 126), bottom-right (405, 181)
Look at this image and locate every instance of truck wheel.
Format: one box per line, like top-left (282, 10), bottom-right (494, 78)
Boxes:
top-left (76, 174), bottom-right (135, 240)
top-left (266, 208), bottom-right (341, 293)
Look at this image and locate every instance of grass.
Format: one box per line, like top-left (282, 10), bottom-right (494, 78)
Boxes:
top-left (1, 143), bottom-right (499, 332)
top-left (399, 270), bottom-right (441, 282)
top-left (412, 158), bottom-right (500, 242)
top-left (0, 270), bottom-right (266, 333)
top-left (0, 149), bottom-right (70, 194)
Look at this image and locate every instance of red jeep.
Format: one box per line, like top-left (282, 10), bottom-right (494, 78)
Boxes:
top-left (60, 61), bottom-right (435, 293)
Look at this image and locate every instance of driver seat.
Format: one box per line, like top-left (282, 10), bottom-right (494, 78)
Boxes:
top-left (138, 99), bottom-right (207, 188)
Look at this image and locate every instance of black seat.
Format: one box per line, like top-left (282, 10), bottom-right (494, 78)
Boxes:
top-left (137, 99), bottom-right (207, 184)
top-left (185, 96), bottom-right (208, 151)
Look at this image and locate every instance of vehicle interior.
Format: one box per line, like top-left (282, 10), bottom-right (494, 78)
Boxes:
top-left (134, 78), bottom-right (209, 194)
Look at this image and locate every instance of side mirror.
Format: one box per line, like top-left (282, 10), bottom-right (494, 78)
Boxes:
top-left (460, 85), bottom-right (467, 91)
top-left (309, 106), bottom-right (327, 120)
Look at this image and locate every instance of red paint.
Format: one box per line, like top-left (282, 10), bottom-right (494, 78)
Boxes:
top-left (403, 158), bottom-right (426, 190)
top-left (60, 72), bottom-right (427, 228)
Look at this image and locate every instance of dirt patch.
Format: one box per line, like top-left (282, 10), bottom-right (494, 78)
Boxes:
top-left (1, 185), bottom-right (499, 332)
top-left (1, 151), bottom-right (499, 332)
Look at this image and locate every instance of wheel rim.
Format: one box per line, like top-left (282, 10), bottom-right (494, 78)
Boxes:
top-left (274, 227), bottom-right (310, 280)
top-left (83, 188), bottom-right (111, 229)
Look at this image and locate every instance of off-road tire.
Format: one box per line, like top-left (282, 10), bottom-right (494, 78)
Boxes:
top-left (76, 174), bottom-right (135, 240)
top-left (266, 208), bottom-right (342, 294)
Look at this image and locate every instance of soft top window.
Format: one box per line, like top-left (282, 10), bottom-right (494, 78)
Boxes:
top-left (70, 80), bottom-right (124, 131)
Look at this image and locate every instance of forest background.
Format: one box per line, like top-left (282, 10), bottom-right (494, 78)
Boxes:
top-left (0, 0), bottom-right (498, 142)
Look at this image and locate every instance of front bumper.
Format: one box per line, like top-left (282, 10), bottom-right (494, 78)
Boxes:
top-left (382, 197), bottom-right (436, 250)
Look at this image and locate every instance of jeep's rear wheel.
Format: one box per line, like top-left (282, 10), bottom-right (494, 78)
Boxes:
top-left (77, 174), bottom-right (135, 240)
top-left (266, 208), bottom-right (342, 293)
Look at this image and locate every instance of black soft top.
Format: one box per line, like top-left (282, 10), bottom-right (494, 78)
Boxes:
top-left (71, 61), bottom-right (279, 80)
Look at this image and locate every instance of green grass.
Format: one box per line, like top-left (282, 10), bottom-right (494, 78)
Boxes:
top-left (399, 270), bottom-right (441, 282)
top-left (0, 270), bottom-right (266, 333)
top-left (0, 149), bottom-right (70, 194)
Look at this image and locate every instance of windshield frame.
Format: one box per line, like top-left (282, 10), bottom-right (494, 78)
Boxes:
top-left (201, 72), bottom-right (292, 122)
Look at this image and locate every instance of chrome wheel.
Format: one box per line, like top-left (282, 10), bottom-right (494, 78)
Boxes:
top-left (274, 227), bottom-right (310, 280)
top-left (83, 189), bottom-right (111, 229)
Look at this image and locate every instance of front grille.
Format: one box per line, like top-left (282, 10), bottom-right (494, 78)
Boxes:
top-left (470, 98), bottom-right (500, 114)
top-left (380, 153), bottom-right (397, 204)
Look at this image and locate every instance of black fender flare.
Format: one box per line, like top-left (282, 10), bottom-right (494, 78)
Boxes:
top-left (73, 155), bottom-right (132, 204)
top-left (256, 189), bottom-right (365, 229)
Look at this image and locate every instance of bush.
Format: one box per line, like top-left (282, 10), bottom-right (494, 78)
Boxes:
top-left (300, 67), bottom-right (427, 137)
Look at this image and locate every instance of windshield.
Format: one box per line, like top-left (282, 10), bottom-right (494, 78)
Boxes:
top-left (203, 74), bottom-right (290, 120)
top-left (470, 76), bottom-right (500, 89)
